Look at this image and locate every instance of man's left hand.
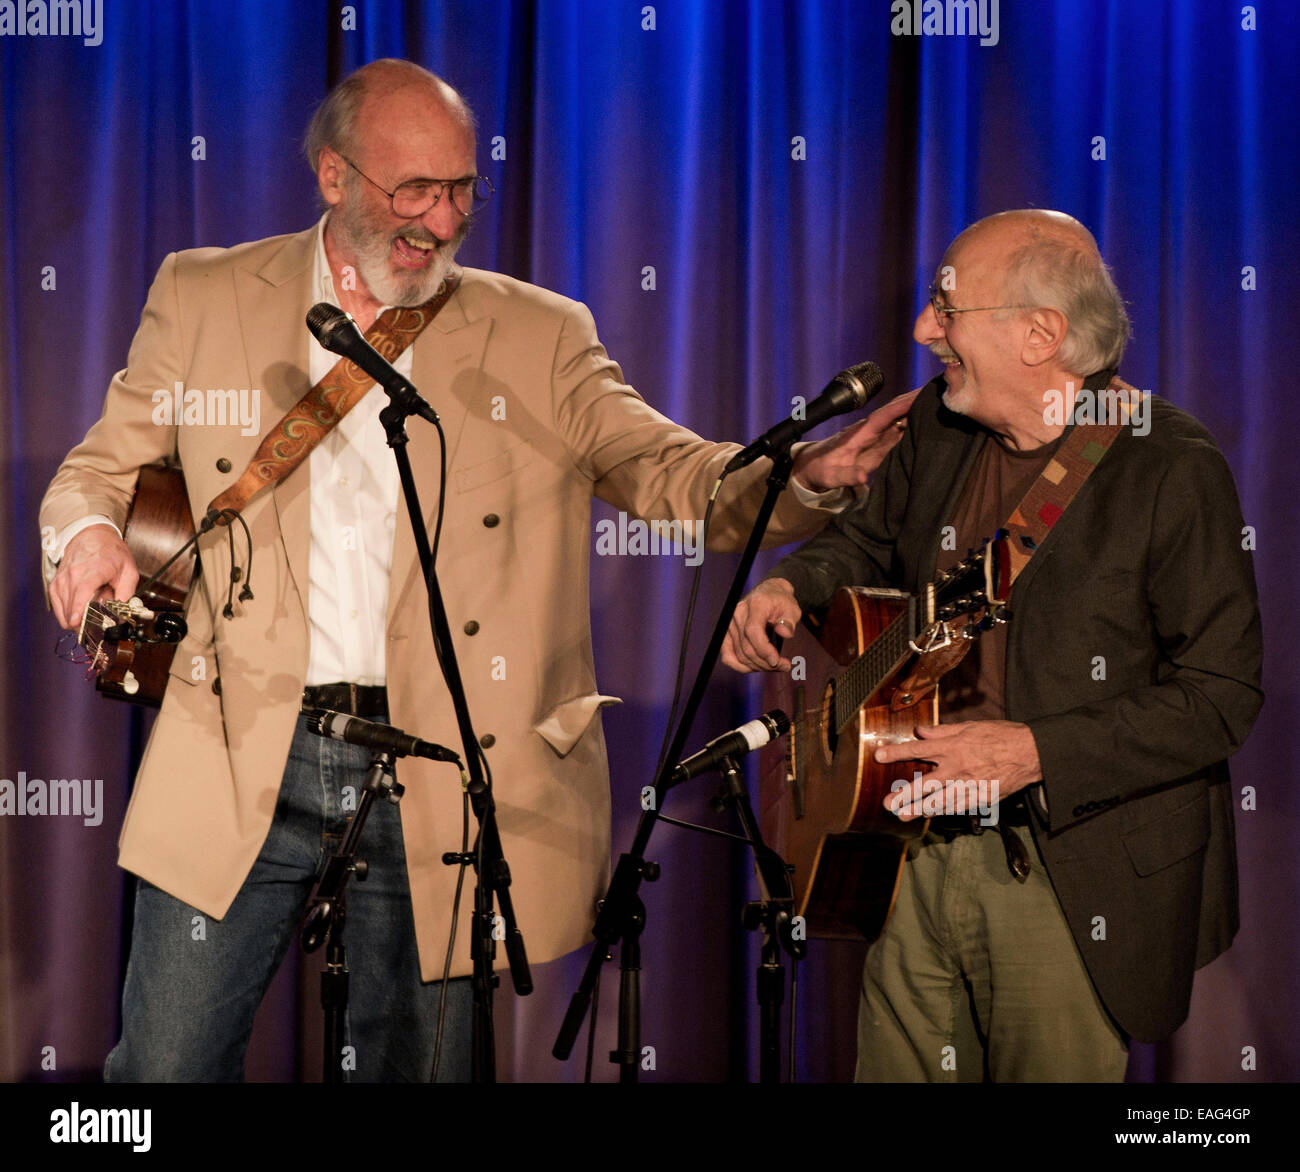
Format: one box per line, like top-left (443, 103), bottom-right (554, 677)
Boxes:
top-left (792, 389), bottom-right (920, 492)
top-left (873, 720), bottom-right (1042, 820)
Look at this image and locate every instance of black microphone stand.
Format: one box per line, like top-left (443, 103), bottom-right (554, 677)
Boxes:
top-left (553, 447), bottom-right (797, 1080)
top-left (713, 755), bottom-right (806, 1083)
top-left (376, 373), bottom-right (532, 1083)
top-left (301, 749), bottom-right (402, 1083)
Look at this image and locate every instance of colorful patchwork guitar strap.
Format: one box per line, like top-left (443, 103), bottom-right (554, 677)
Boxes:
top-left (1000, 374), bottom-right (1145, 589)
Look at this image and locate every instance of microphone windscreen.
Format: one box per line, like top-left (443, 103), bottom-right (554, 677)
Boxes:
top-left (837, 361), bottom-right (884, 405)
top-left (306, 302), bottom-right (349, 347)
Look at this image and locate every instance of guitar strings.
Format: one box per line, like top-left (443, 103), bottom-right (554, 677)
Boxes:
top-left (835, 611), bottom-right (909, 732)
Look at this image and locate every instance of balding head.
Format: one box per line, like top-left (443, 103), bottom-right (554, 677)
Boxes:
top-left (946, 209), bottom-right (1130, 375)
top-left (950, 208), bottom-right (1093, 257)
top-left (304, 58), bottom-right (475, 173)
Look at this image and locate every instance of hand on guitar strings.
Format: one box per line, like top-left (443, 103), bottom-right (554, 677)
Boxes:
top-left (49, 524), bottom-right (140, 631)
top-left (721, 577), bottom-right (803, 673)
top-left (874, 720), bottom-right (1043, 821)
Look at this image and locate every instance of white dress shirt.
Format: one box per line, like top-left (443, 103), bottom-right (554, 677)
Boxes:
top-left (302, 215), bottom-right (405, 686)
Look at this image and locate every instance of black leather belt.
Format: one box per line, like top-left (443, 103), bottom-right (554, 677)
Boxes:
top-left (302, 683), bottom-right (388, 720)
top-left (928, 793), bottom-right (1031, 837)
top-left (924, 795), bottom-right (1034, 883)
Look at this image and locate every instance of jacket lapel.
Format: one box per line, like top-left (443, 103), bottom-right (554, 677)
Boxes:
top-left (917, 417), bottom-right (987, 588)
top-left (232, 228), bottom-right (317, 615)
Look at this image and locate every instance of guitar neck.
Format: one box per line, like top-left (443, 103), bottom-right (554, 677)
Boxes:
top-left (832, 598), bottom-right (918, 731)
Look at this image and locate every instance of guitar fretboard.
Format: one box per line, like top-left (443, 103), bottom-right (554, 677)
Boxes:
top-left (832, 601), bottom-right (915, 733)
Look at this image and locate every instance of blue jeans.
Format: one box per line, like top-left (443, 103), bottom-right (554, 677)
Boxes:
top-left (105, 711), bottom-right (471, 1082)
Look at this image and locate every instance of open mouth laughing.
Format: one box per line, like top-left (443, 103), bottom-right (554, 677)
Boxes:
top-left (392, 231), bottom-right (438, 267)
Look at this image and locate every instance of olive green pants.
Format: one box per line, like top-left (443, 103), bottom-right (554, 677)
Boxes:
top-left (856, 822), bottom-right (1128, 1082)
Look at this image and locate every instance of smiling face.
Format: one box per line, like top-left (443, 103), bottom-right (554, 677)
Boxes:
top-left (319, 77), bottom-right (476, 307)
top-left (913, 224), bottom-right (1035, 427)
top-left (913, 210), bottom-right (1115, 450)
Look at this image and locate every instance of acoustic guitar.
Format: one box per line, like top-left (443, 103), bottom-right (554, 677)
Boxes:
top-left (75, 464), bottom-right (197, 706)
top-left (759, 536), bottom-right (1010, 941)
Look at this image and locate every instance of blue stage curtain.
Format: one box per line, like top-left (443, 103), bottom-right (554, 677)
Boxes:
top-left (1, 0), bottom-right (1294, 1083)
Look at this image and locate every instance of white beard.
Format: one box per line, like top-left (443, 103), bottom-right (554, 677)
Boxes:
top-left (333, 179), bottom-right (464, 306)
top-left (941, 375), bottom-right (976, 416)
top-left (934, 349), bottom-right (975, 416)
top-left (355, 237), bottom-right (458, 306)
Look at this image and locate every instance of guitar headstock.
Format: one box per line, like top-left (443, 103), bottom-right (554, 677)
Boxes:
top-left (930, 531), bottom-right (1012, 626)
top-left (74, 596), bottom-right (187, 698)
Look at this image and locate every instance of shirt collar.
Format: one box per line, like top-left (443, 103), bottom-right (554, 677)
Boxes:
top-left (312, 213), bottom-right (337, 308)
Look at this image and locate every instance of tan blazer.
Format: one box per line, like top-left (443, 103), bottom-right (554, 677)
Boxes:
top-left (40, 225), bottom-right (835, 978)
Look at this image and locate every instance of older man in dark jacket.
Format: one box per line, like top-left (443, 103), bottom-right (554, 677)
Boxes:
top-left (723, 209), bottom-right (1263, 1081)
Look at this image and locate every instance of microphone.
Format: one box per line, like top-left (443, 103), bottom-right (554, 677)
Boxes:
top-left (724, 361), bottom-right (885, 473)
top-left (305, 708), bottom-right (462, 764)
top-left (305, 303), bottom-right (440, 424)
top-left (671, 709), bottom-right (790, 783)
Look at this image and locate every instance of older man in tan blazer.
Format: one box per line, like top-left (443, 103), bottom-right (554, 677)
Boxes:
top-left (41, 59), bottom-right (912, 1081)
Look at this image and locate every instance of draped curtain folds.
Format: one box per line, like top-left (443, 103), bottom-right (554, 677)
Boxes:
top-left (1, 0), bottom-right (1293, 1083)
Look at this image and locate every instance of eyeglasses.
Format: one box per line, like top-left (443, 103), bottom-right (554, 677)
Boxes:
top-left (339, 153), bottom-right (493, 218)
top-left (928, 282), bottom-right (1030, 322)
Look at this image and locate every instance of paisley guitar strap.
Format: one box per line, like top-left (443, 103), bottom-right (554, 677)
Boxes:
top-left (207, 273), bottom-right (462, 518)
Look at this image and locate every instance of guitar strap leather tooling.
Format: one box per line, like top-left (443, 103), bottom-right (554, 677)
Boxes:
top-left (984, 370), bottom-right (1144, 880)
top-left (207, 273), bottom-right (461, 518)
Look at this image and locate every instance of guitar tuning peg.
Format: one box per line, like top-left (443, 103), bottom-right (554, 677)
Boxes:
top-left (122, 671), bottom-right (139, 696)
top-left (154, 612), bottom-right (187, 643)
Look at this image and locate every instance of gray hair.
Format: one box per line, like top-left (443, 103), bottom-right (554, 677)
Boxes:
top-left (304, 69), bottom-right (368, 171)
top-left (1002, 237), bottom-right (1132, 374)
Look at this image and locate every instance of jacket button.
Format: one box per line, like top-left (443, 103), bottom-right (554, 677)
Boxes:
top-left (463, 620), bottom-right (479, 636)
top-left (216, 458), bottom-right (232, 473)
top-left (479, 733), bottom-right (495, 749)
top-left (212, 677), bottom-right (222, 696)
top-left (483, 513), bottom-right (500, 528)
